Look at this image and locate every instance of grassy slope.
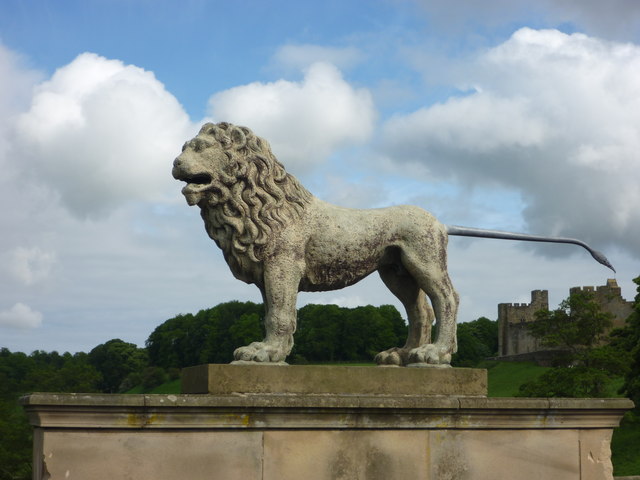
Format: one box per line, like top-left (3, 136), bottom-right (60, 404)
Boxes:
top-left (480, 360), bottom-right (549, 397)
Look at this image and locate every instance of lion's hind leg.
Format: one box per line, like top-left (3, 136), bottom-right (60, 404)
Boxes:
top-left (399, 245), bottom-right (460, 367)
top-left (374, 265), bottom-right (435, 366)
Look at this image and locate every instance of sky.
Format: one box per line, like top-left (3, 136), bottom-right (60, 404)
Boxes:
top-left (1, 0), bottom-right (639, 354)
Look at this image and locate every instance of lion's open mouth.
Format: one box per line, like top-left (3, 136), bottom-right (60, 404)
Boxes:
top-left (173, 169), bottom-right (214, 204)
top-left (174, 170), bottom-right (213, 191)
top-left (183, 173), bottom-right (212, 185)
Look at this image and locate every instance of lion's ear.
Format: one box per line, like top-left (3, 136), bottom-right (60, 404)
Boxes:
top-left (230, 127), bottom-right (247, 149)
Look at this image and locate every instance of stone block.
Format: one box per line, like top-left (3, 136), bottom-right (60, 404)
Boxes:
top-left (429, 429), bottom-right (580, 480)
top-left (37, 430), bottom-right (262, 479)
top-left (263, 430), bottom-right (429, 480)
top-left (181, 363), bottom-right (488, 396)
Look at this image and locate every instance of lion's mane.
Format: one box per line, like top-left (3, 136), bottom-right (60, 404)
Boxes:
top-left (198, 122), bottom-right (313, 274)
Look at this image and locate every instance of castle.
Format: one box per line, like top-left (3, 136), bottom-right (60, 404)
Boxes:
top-left (497, 279), bottom-right (633, 362)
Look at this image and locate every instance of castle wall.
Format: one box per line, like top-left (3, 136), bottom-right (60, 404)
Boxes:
top-left (498, 290), bottom-right (548, 356)
top-left (498, 279), bottom-right (632, 359)
top-left (569, 279), bottom-right (633, 330)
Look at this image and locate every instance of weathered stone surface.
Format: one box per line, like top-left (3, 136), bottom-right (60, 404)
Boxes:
top-left (263, 430), bottom-right (429, 480)
top-left (21, 393), bottom-right (632, 479)
top-left (580, 429), bottom-right (615, 480)
top-left (36, 430), bottom-right (263, 479)
top-left (430, 429), bottom-right (580, 480)
top-left (181, 363), bottom-right (488, 396)
top-left (172, 122), bottom-right (614, 368)
top-left (172, 122), bottom-right (459, 366)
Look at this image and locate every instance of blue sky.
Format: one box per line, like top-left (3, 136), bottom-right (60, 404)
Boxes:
top-left (1, 0), bottom-right (639, 353)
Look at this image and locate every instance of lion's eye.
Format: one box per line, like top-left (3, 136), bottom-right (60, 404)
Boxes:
top-left (193, 139), bottom-right (213, 153)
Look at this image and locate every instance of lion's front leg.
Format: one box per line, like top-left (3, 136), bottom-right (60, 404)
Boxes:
top-left (232, 263), bottom-right (300, 364)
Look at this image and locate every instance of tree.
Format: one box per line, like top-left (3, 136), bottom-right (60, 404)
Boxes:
top-left (527, 290), bottom-right (614, 362)
top-left (613, 276), bottom-right (640, 406)
top-left (518, 290), bottom-right (630, 397)
top-left (146, 302), bottom-right (265, 368)
top-left (293, 304), bottom-right (407, 363)
top-left (89, 339), bottom-right (148, 393)
top-left (0, 348), bottom-right (104, 480)
top-left (452, 317), bottom-right (498, 367)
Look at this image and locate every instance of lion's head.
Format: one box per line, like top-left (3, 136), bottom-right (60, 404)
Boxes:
top-left (173, 122), bottom-right (313, 272)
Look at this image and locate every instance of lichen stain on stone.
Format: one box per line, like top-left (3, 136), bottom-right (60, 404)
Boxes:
top-left (432, 433), bottom-right (469, 480)
top-left (125, 413), bottom-right (165, 427)
top-left (364, 446), bottom-right (393, 479)
top-left (207, 413), bottom-right (251, 426)
top-left (126, 413), bottom-right (144, 427)
top-left (330, 449), bottom-right (358, 480)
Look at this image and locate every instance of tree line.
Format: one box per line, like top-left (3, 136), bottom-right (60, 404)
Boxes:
top-left (2, 278), bottom-right (640, 480)
top-left (0, 302), bottom-right (501, 480)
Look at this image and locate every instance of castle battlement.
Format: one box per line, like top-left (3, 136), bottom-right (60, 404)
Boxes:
top-left (498, 279), bottom-right (632, 358)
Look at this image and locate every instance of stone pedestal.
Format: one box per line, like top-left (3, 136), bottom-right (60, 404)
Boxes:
top-left (21, 365), bottom-right (633, 480)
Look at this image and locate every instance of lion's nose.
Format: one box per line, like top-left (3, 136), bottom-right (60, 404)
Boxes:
top-left (173, 157), bottom-right (182, 168)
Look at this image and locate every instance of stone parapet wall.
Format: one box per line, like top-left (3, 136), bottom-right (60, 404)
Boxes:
top-left (21, 372), bottom-right (633, 480)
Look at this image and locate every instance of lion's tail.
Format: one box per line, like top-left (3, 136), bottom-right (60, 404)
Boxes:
top-left (445, 225), bottom-right (615, 273)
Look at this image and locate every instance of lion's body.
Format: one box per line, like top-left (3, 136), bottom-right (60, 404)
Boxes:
top-left (292, 199), bottom-right (446, 292)
top-left (173, 122), bottom-right (459, 366)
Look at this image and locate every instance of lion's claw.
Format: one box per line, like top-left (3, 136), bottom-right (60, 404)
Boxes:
top-left (375, 347), bottom-right (411, 366)
top-left (407, 343), bottom-right (452, 366)
top-left (233, 341), bottom-right (287, 363)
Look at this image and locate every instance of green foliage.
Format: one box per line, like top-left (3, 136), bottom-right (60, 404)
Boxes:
top-left (528, 290), bottom-right (614, 357)
top-left (88, 339), bottom-right (148, 393)
top-left (483, 360), bottom-right (549, 397)
top-left (141, 366), bottom-right (168, 390)
top-left (518, 366), bottom-right (610, 397)
top-left (519, 290), bottom-right (630, 398)
top-left (451, 317), bottom-right (498, 367)
top-left (612, 412), bottom-right (640, 476)
top-left (146, 301), bottom-right (265, 368)
top-left (614, 276), bottom-right (640, 406)
top-left (0, 399), bottom-right (32, 480)
top-left (292, 304), bottom-right (407, 363)
top-left (0, 348), bottom-right (104, 480)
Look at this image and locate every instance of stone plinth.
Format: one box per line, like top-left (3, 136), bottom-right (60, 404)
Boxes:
top-left (21, 365), bottom-right (634, 480)
top-left (181, 363), bottom-right (487, 396)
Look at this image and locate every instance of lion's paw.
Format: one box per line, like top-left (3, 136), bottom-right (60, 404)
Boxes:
top-left (407, 343), bottom-right (452, 367)
top-left (233, 341), bottom-right (288, 363)
top-left (375, 347), bottom-right (411, 366)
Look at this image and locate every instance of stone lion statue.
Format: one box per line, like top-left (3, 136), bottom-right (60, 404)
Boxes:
top-left (172, 122), bottom-right (614, 366)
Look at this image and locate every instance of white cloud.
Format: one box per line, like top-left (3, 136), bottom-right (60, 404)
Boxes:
top-left (0, 42), bottom-right (41, 163)
top-left (0, 303), bottom-right (43, 329)
top-left (8, 247), bottom-right (56, 285)
top-left (382, 28), bottom-right (640, 256)
top-left (207, 62), bottom-right (376, 172)
top-left (14, 53), bottom-right (194, 219)
top-left (273, 44), bottom-right (364, 71)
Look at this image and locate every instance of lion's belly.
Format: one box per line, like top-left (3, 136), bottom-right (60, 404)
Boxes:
top-left (300, 257), bottom-right (379, 291)
top-left (300, 236), bottom-right (395, 292)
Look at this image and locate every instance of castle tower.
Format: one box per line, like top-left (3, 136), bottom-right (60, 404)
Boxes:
top-left (498, 279), bottom-right (633, 361)
top-left (498, 290), bottom-right (549, 356)
top-left (569, 279), bottom-right (633, 330)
